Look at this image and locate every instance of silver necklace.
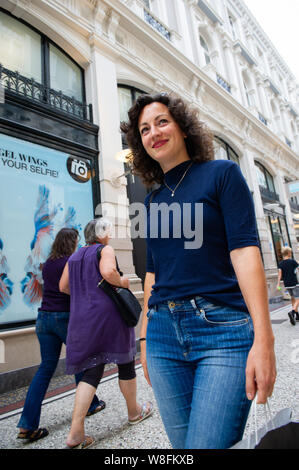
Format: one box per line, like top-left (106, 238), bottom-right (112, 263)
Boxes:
top-left (164, 162), bottom-right (193, 197)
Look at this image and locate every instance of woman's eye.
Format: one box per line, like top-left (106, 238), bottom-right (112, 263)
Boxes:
top-left (140, 127), bottom-right (149, 135)
top-left (159, 119), bottom-right (168, 125)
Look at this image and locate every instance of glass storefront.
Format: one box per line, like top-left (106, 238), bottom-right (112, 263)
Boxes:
top-left (267, 213), bottom-right (291, 264)
top-left (0, 134), bottom-right (95, 327)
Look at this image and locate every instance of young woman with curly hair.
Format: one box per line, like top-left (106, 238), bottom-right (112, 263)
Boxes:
top-left (121, 93), bottom-right (276, 449)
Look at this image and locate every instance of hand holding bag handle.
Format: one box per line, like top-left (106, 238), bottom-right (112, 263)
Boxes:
top-left (97, 245), bottom-right (141, 328)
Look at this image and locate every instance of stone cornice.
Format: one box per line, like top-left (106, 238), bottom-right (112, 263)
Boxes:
top-left (233, 0), bottom-right (298, 83)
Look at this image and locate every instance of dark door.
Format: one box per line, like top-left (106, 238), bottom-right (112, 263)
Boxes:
top-left (125, 170), bottom-right (151, 287)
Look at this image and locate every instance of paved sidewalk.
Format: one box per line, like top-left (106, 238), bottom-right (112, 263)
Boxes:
top-left (0, 304), bottom-right (298, 450)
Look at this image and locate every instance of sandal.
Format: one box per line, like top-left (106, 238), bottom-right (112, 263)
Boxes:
top-left (66, 436), bottom-right (94, 449)
top-left (17, 428), bottom-right (49, 442)
top-left (128, 401), bottom-right (153, 425)
top-left (86, 400), bottom-right (106, 416)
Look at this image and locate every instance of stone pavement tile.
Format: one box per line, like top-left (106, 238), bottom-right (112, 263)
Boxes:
top-left (0, 305), bottom-right (298, 450)
top-left (0, 367), bottom-right (171, 450)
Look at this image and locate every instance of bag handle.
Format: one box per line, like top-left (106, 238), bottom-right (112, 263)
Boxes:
top-left (247, 396), bottom-right (274, 448)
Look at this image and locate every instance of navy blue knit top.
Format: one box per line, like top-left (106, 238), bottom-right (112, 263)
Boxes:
top-left (145, 159), bottom-right (259, 312)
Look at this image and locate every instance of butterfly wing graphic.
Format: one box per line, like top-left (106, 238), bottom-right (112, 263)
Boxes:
top-left (62, 206), bottom-right (83, 248)
top-left (0, 238), bottom-right (13, 312)
top-left (21, 185), bottom-right (60, 307)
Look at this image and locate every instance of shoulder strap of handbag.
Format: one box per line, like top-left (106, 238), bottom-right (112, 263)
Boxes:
top-left (97, 244), bottom-right (123, 276)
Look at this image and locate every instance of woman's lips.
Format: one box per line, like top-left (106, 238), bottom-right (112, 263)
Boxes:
top-left (152, 140), bottom-right (168, 149)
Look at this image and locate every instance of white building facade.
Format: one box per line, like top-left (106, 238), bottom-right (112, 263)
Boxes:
top-left (0, 0), bottom-right (298, 386)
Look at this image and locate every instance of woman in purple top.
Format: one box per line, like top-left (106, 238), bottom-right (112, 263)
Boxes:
top-left (60, 218), bottom-right (153, 449)
top-left (17, 228), bottom-right (104, 443)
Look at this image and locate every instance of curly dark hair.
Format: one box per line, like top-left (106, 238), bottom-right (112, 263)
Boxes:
top-left (120, 93), bottom-right (214, 186)
top-left (48, 228), bottom-right (79, 260)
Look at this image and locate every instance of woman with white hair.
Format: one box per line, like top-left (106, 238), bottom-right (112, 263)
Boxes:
top-left (60, 218), bottom-right (153, 449)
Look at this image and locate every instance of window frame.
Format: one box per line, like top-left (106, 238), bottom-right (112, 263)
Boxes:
top-left (0, 8), bottom-right (86, 104)
top-left (118, 84), bottom-right (146, 133)
top-left (199, 35), bottom-right (211, 66)
top-left (214, 136), bottom-right (240, 165)
top-left (255, 161), bottom-right (276, 192)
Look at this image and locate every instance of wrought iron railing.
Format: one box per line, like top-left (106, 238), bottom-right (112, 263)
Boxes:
top-left (258, 112), bottom-right (267, 126)
top-left (144, 9), bottom-right (171, 41)
top-left (216, 74), bottom-right (231, 94)
top-left (0, 64), bottom-right (93, 122)
top-left (259, 185), bottom-right (280, 202)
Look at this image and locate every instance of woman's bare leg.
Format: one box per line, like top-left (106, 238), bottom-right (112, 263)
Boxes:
top-left (66, 381), bottom-right (95, 447)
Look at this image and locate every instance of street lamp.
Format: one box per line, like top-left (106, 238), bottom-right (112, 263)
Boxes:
top-left (110, 149), bottom-right (134, 188)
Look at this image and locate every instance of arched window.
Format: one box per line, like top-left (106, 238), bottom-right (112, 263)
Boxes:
top-left (199, 35), bottom-right (211, 66)
top-left (118, 85), bottom-right (145, 124)
top-left (0, 10), bottom-right (84, 102)
top-left (255, 161), bottom-right (275, 193)
top-left (213, 137), bottom-right (240, 165)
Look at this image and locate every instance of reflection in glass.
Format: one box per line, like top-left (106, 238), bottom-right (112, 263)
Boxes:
top-left (49, 44), bottom-right (82, 101)
top-left (0, 11), bottom-right (41, 83)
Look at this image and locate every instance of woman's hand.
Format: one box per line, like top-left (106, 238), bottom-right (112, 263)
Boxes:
top-left (140, 340), bottom-right (152, 387)
top-left (121, 277), bottom-right (130, 289)
top-left (245, 337), bottom-right (276, 404)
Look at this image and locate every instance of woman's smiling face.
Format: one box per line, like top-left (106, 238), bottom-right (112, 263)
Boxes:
top-left (138, 101), bottom-right (189, 172)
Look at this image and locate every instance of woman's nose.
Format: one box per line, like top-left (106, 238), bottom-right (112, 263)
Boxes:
top-left (151, 125), bottom-right (162, 138)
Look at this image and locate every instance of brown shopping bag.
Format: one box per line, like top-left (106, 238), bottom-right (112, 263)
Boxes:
top-left (231, 397), bottom-right (299, 449)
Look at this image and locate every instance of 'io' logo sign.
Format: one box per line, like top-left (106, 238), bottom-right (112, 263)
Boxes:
top-left (67, 156), bottom-right (91, 183)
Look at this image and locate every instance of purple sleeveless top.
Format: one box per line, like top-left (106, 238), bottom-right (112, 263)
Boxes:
top-left (66, 244), bottom-right (136, 374)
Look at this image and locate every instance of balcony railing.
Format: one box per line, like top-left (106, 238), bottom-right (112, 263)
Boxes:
top-left (259, 185), bottom-right (280, 202)
top-left (143, 9), bottom-right (171, 41)
top-left (0, 64), bottom-right (93, 123)
top-left (258, 112), bottom-right (267, 126)
top-left (216, 74), bottom-right (231, 94)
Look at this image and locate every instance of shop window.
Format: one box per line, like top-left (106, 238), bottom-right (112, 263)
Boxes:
top-left (0, 134), bottom-right (95, 329)
top-left (268, 214), bottom-right (291, 264)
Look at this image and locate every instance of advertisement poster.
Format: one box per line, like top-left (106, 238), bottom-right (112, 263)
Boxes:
top-left (0, 133), bottom-right (95, 326)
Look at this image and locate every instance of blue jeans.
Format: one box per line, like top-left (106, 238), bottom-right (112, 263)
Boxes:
top-left (17, 311), bottom-right (100, 431)
top-left (146, 297), bottom-right (254, 449)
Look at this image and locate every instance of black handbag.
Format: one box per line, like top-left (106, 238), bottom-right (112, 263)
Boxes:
top-left (97, 246), bottom-right (142, 327)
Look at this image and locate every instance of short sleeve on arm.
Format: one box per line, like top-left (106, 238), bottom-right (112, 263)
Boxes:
top-left (218, 162), bottom-right (259, 252)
